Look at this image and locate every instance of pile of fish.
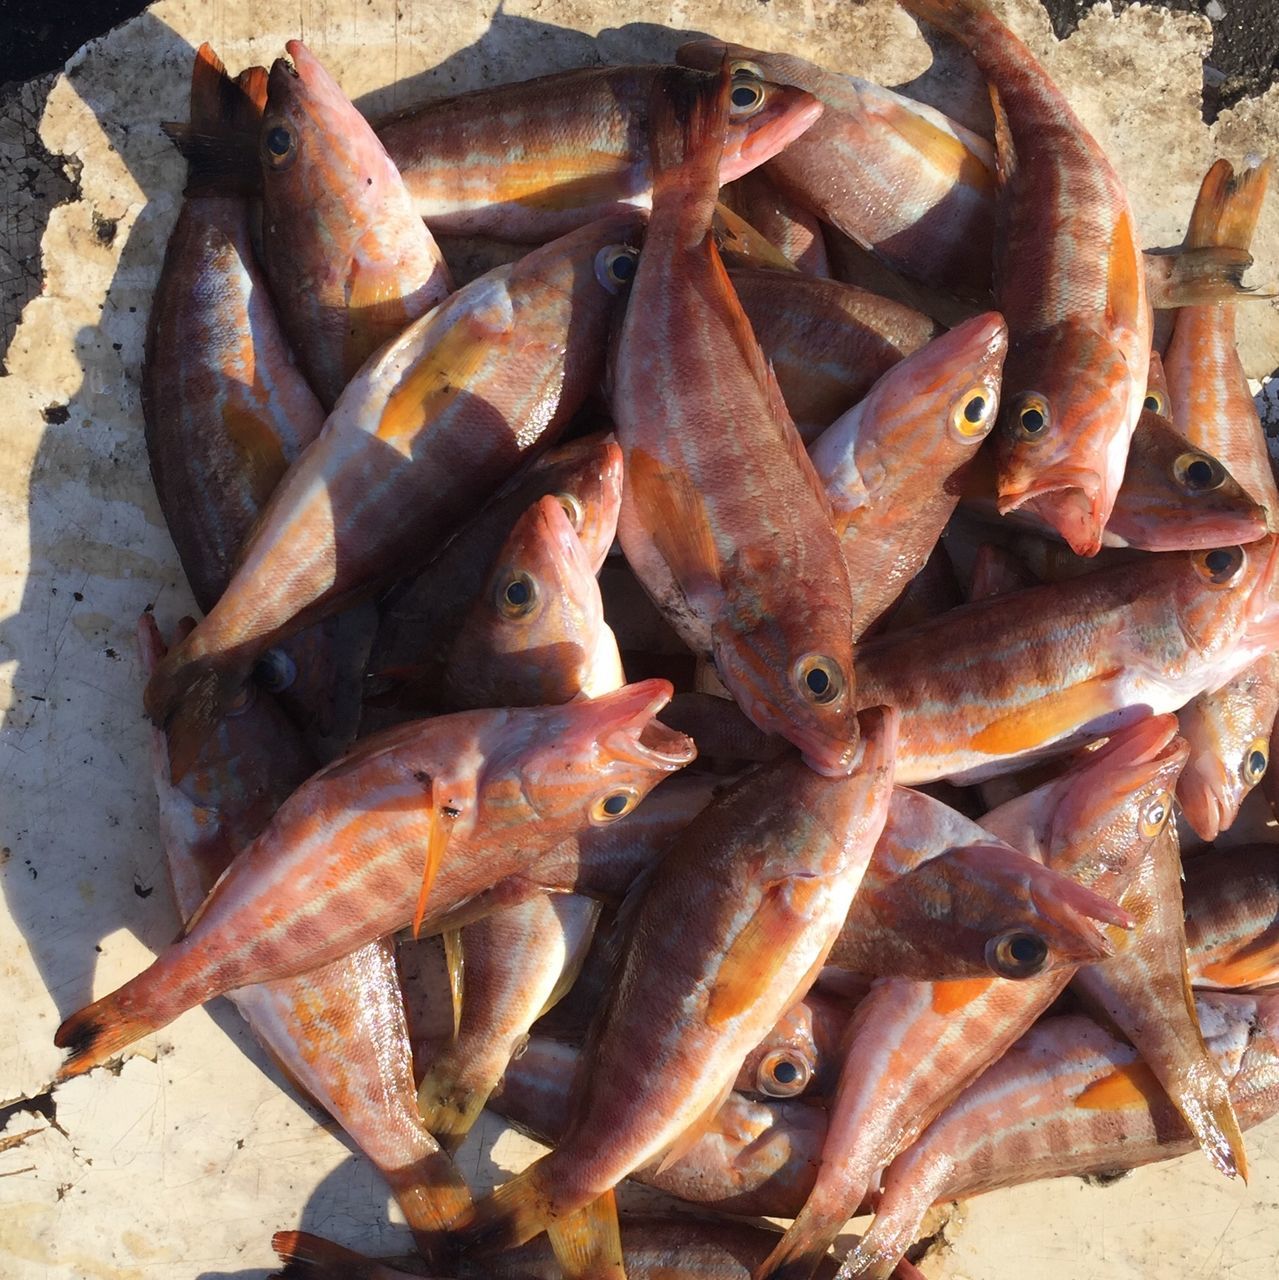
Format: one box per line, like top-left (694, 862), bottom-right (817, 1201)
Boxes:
top-left (50, 0), bottom-right (1279, 1275)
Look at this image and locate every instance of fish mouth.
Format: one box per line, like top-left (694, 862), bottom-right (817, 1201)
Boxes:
top-left (1177, 769), bottom-right (1228, 843)
top-left (595, 678), bottom-right (696, 771)
top-left (998, 471), bottom-right (1105, 556)
top-left (1243, 535), bottom-right (1279, 640)
top-left (721, 93), bottom-right (825, 182)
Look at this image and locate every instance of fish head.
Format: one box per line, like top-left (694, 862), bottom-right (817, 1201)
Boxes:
top-left (1105, 411), bottom-right (1267, 551)
top-left (494, 678), bottom-right (696, 831)
top-left (714, 71), bottom-right (823, 183)
top-left (1170, 538), bottom-right (1279, 669)
top-left (994, 323), bottom-right (1134, 556)
top-left (532, 433), bottom-right (625, 574)
top-left (735, 1001), bottom-right (819, 1099)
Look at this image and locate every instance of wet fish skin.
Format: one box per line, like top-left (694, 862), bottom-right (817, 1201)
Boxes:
top-left (452, 708), bottom-right (898, 1253)
top-left (1177, 653), bottom-right (1279, 841)
top-left (841, 990), bottom-right (1279, 1279)
top-left (855, 535), bottom-right (1279, 785)
top-left (722, 167), bottom-right (831, 275)
top-left (55, 680), bottom-right (694, 1077)
top-left (144, 213), bottom-right (645, 776)
top-left (260, 41), bottom-right (451, 409)
top-left (809, 311), bottom-right (1007, 637)
top-left (1185, 844), bottom-right (1279, 992)
top-left (613, 66), bottom-right (860, 776)
top-left (377, 64), bottom-right (823, 241)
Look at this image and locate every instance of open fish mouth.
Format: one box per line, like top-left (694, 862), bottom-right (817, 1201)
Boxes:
top-left (596, 678), bottom-right (697, 770)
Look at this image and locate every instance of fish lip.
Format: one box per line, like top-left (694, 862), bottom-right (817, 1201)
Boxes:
top-left (996, 468), bottom-right (1102, 514)
top-left (596, 679), bottom-right (696, 771)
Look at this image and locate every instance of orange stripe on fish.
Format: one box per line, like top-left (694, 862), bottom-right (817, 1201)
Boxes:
top-left (1074, 1060), bottom-right (1165, 1111)
top-left (930, 976), bottom-right (994, 1015)
top-left (970, 669), bottom-right (1122, 755)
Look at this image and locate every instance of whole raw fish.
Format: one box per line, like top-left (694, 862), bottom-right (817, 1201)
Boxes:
top-left (678, 40), bottom-right (996, 294)
top-left (1185, 845), bottom-right (1279, 991)
top-left (855, 536), bottom-right (1279, 784)
top-left (1177, 653), bottom-right (1279, 840)
top-left (377, 65), bottom-right (823, 241)
top-left (612, 66), bottom-right (860, 776)
top-left (259, 41), bottom-right (451, 408)
top-left (722, 167), bottom-right (831, 275)
top-left (54, 681), bottom-right (694, 1078)
top-left (757, 716), bottom-right (1186, 1279)
top-left (842, 991), bottom-right (1279, 1279)
top-left (809, 311), bottom-right (1007, 637)
top-left (1165, 159), bottom-right (1279, 527)
top-left (899, 0), bottom-right (1150, 556)
top-left (451, 709), bottom-right (897, 1254)
top-left (144, 214), bottom-right (645, 777)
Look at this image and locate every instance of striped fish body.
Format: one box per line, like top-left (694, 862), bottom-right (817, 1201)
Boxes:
top-left (1186, 844), bottom-right (1279, 992)
top-left (721, 167), bottom-right (831, 275)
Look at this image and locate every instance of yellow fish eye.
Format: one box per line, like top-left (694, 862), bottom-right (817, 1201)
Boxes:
top-left (590, 788), bottom-right (639, 824)
top-left (1143, 390), bottom-right (1165, 415)
top-left (496, 571), bottom-right (538, 618)
top-left (793, 654), bottom-right (844, 705)
top-left (1192, 545), bottom-right (1245, 588)
top-left (1138, 789), bottom-right (1173, 838)
top-left (984, 930), bottom-right (1049, 978)
top-left (727, 72), bottom-right (767, 117)
top-left (554, 491), bottom-right (584, 531)
top-left (1242, 737), bottom-right (1269, 786)
top-left (262, 122), bottom-right (296, 168)
top-left (757, 1049), bottom-right (811, 1098)
top-left (951, 384), bottom-right (998, 439)
top-left (1008, 394), bottom-right (1051, 442)
top-left (1173, 451), bottom-right (1225, 494)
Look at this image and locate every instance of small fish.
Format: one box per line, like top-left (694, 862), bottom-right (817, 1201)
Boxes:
top-left (377, 64), bottom-right (823, 241)
top-left (54, 680), bottom-right (694, 1078)
top-left (259, 41), bottom-right (452, 408)
top-left (144, 215), bottom-right (645, 777)
top-left (613, 66), bottom-right (861, 776)
top-left (899, 0), bottom-right (1150, 556)
top-left (1185, 844), bottom-right (1279, 992)
top-left (721, 166), bottom-right (831, 275)
top-left (450, 709), bottom-right (897, 1254)
top-left (842, 990), bottom-right (1279, 1279)
top-left (1177, 654), bottom-right (1279, 840)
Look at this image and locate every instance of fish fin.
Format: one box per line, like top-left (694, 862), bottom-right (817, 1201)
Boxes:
top-left (54, 987), bottom-right (161, 1080)
top-left (413, 794), bottom-right (456, 938)
top-left (452, 1158), bottom-right (560, 1255)
top-left (988, 82), bottom-right (1017, 192)
top-left (222, 400), bottom-right (290, 502)
top-left (649, 62), bottom-right (730, 200)
top-left (970, 668), bottom-right (1122, 755)
top-left (930, 975), bottom-right (994, 1015)
top-left (627, 447), bottom-right (723, 596)
top-left (417, 1068), bottom-right (487, 1157)
top-left (712, 202), bottom-right (798, 272)
top-left (706, 876), bottom-right (826, 1028)
top-left (344, 249), bottom-right (420, 381)
top-left (1143, 246), bottom-right (1263, 307)
top-left (384, 1150), bottom-right (476, 1255)
top-left (164, 44), bottom-right (264, 194)
top-left (897, 0), bottom-right (989, 43)
top-left (442, 926), bottom-right (464, 1039)
top-left (1186, 157), bottom-right (1273, 255)
top-left (536, 898), bottom-right (603, 1019)
top-left (1105, 210), bottom-right (1143, 337)
top-left (655, 1074), bottom-right (736, 1174)
top-left (270, 1231), bottom-right (384, 1278)
top-left (1074, 1060), bottom-right (1167, 1110)
top-left (547, 1188), bottom-right (626, 1280)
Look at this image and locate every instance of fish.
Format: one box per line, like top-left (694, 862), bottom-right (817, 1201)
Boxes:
top-left (721, 166), bottom-right (831, 275)
top-left (730, 268), bottom-right (939, 442)
top-left (854, 536), bottom-right (1279, 784)
top-left (450, 708), bottom-right (897, 1254)
top-left (1185, 844), bottom-right (1279, 991)
top-left (376, 64), bottom-right (824, 241)
top-left (899, 0), bottom-right (1150, 556)
top-left (143, 213), bottom-right (646, 778)
top-left (413, 891), bottom-right (600, 1154)
top-left (755, 716), bottom-right (1186, 1279)
top-left (1164, 158), bottom-right (1279, 529)
top-left (54, 680), bottom-right (694, 1078)
top-left (841, 990), bottom-right (1279, 1279)
top-left (678, 40), bottom-right (996, 295)
top-left (734, 989), bottom-right (851, 1100)
top-left (612, 65), bottom-right (860, 777)
top-left (1177, 654), bottom-right (1279, 840)
top-left (258, 41), bottom-right (452, 408)
top-left (809, 311), bottom-right (1007, 637)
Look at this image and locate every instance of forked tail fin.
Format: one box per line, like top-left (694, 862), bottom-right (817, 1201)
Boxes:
top-left (53, 982), bottom-right (164, 1080)
top-left (1186, 157), bottom-right (1272, 255)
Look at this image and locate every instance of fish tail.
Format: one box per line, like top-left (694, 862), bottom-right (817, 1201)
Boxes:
top-left (417, 1070), bottom-right (488, 1156)
top-left (1145, 245), bottom-right (1261, 307)
top-left (896, 0), bottom-right (990, 46)
top-left (385, 1150), bottom-right (475, 1262)
top-left (1195, 1086), bottom-right (1250, 1182)
top-left (1186, 157), bottom-right (1272, 255)
top-left (269, 1231), bottom-right (386, 1279)
top-left (753, 1192), bottom-right (862, 1280)
top-left (143, 641), bottom-right (250, 782)
top-left (53, 982), bottom-right (163, 1080)
top-left (546, 1189), bottom-right (626, 1280)
top-left (451, 1156), bottom-right (564, 1256)
top-left (164, 43), bottom-right (265, 194)
top-left (649, 63), bottom-right (731, 200)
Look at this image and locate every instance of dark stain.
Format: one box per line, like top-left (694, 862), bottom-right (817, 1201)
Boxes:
top-left (132, 877), bottom-right (153, 899)
top-left (91, 209), bottom-right (118, 246)
top-left (40, 403), bottom-right (69, 425)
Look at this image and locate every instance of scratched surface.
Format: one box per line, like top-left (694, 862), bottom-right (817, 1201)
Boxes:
top-left (0, 1), bottom-right (1277, 1276)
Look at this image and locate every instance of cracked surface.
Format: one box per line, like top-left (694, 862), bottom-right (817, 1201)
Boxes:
top-left (1, 2), bottom-right (1278, 1277)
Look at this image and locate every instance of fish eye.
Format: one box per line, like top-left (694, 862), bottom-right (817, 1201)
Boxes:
top-left (253, 647), bottom-right (297, 692)
top-left (1143, 390), bottom-right (1165, 415)
top-left (727, 73), bottom-right (767, 117)
top-left (590, 788), bottom-right (639, 824)
top-left (1192, 545), bottom-right (1245, 587)
top-left (1008, 394), bottom-right (1050, 442)
top-left (1173, 451), bottom-right (1225, 494)
top-left (756, 1049), bottom-right (811, 1098)
top-left (985, 930), bottom-right (1049, 978)
top-left (951, 384), bottom-right (998, 439)
top-left (263, 124), bottom-right (295, 166)
top-left (594, 245), bottom-right (639, 294)
top-left (793, 654), bottom-right (844, 706)
top-left (497, 572), bottom-right (538, 618)
top-left (1242, 737), bottom-right (1269, 786)
top-left (554, 491), bottom-right (584, 531)
top-left (1138, 789), bottom-right (1173, 838)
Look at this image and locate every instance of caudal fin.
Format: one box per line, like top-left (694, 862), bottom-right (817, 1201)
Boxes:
top-left (384, 1148), bottom-right (475, 1260)
top-left (1186, 157), bottom-right (1272, 255)
top-left (54, 986), bottom-right (163, 1080)
top-left (269, 1231), bottom-right (395, 1279)
top-left (450, 1156), bottom-right (565, 1256)
top-left (896, 0), bottom-right (992, 46)
top-left (649, 63), bottom-right (731, 200)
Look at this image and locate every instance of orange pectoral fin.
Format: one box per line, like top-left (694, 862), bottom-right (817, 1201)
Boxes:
top-left (412, 796), bottom-right (456, 938)
top-left (1106, 210), bottom-right (1143, 337)
top-left (628, 447), bottom-right (723, 596)
top-left (930, 976), bottom-right (994, 1015)
top-left (970, 669), bottom-right (1122, 756)
top-left (222, 400), bottom-right (290, 503)
top-left (1075, 1060), bottom-right (1165, 1111)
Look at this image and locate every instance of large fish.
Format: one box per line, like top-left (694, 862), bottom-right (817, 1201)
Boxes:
top-left (144, 214), bottom-right (645, 777)
top-left (450, 709), bottom-right (897, 1254)
top-left (612, 66), bottom-right (860, 776)
top-left (258, 41), bottom-right (451, 408)
top-left (855, 536), bottom-right (1279, 784)
top-left (55, 681), bottom-right (694, 1077)
top-left (842, 991), bottom-right (1279, 1279)
top-left (899, 0), bottom-right (1150, 556)
top-left (376, 65), bottom-right (823, 241)
top-left (1185, 844), bottom-right (1279, 991)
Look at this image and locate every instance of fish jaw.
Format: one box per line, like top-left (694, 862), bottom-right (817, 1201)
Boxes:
top-left (997, 468), bottom-right (1106, 557)
top-left (1177, 758), bottom-right (1230, 843)
top-left (719, 87), bottom-right (824, 184)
